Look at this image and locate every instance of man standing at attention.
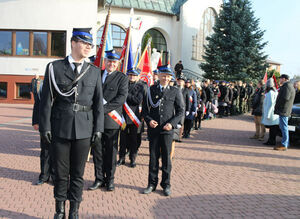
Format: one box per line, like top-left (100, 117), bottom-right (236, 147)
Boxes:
top-left (89, 50), bottom-right (128, 191)
top-left (274, 74), bottom-right (295, 151)
top-left (142, 65), bottom-right (184, 196)
top-left (39, 28), bottom-right (104, 218)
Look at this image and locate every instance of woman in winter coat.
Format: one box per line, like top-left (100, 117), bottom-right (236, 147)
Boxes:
top-left (250, 80), bottom-right (266, 141)
top-left (261, 78), bottom-right (280, 145)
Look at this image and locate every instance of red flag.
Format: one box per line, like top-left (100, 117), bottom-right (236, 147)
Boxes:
top-left (138, 48), bottom-right (153, 86)
top-left (263, 72), bottom-right (268, 84)
top-left (119, 29), bottom-right (130, 72)
top-left (272, 74), bottom-right (279, 89)
top-left (157, 54), bottom-right (162, 68)
top-left (94, 24), bottom-right (107, 67)
top-left (94, 7), bottom-right (111, 68)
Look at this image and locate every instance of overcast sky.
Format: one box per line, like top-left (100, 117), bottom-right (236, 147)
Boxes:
top-left (250, 0), bottom-right (300, 77)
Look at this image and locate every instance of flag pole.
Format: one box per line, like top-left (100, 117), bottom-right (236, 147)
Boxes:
top-left (98, 4), bottom-right (111, 70)
top-left (123, 8), bottom-right (134, 74)
top-left (133, 43), bottom-right (140, 67)
top-left (137, 38), bottom-right (152, 67)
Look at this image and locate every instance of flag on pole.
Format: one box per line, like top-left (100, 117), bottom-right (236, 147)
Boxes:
top-left (126, 41), bottom-right (134, 71)
top-left (105, 24), bottom-right (113, 52)
top-left (157, 51), bottom-right (163, 68)
top-left (137, 41), bottom-right (153, 86)
top-left (94, 6), bottom-right (111, 68)
top-left (263, 72), bottom-right (268, 84)
top-left (167, 50), bottom-right (171, 66)
top-left (272, 74), bottom-right (279, 89)
top-left (133, 43), bottom-right (141, 67)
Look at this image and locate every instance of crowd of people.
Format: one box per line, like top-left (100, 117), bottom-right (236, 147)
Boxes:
top-left (30, 28), bottom-right (300, 218)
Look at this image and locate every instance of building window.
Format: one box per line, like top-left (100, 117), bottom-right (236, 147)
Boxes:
top-left (142, 28), bottom-right (167, 64)
top-left (0, 30), bottom-right (66, 58)
top-left (192, 8), bottom-right (216, 61)
top-left (16, 83), bottom-right (31, 99)
top-left (97, 24), bottom-right (126, 48)
top-left (51, 32), bottom-right (66, 57)
top-left (0, 82), bottom-right (8, 98)
top-left (0, 31), bottom-right (12, 55)
top-left (16, 31), bottom-right (29, 55)
top-left (33, 32), bottom-right (47, 56)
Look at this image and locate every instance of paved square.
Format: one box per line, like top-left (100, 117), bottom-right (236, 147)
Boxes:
top-left (0, 104), bottom-right (299, 218)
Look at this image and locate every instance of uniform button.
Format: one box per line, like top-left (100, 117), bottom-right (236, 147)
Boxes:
top-left (161, 115), bottom-right (163, 117)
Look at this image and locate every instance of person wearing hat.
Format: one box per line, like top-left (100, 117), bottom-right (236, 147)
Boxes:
top-left (89, 49), bottom-right (128, 191)
top-left (274, 74), bottom-right (295, 151)
top-left (142, 65), bottom-right (184, 196)
top-left (152, 69), bottom-right (160, 85)
top-left (183, 79), bottom-right (197, 138)
top-left (39, 28), bottom-right (104, 218)
top-left (261, 78), bottom-right (280, 146)
top-left (117, 68), bottom-right (144, 168)
top-left (176, 77), bottom-right (190, 142)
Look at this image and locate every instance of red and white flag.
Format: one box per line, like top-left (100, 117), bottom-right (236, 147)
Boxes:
top-left (137, 43), bottom-right (153, 86)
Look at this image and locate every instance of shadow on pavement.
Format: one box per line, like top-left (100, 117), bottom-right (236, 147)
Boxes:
top-left (0, 166), bottom-right (38, 183)
top-left (0, 209), bottom-right (40, 219)
top-left (177, 157), bottom-right (300, 176)
top-left (0, 125), bottom-right (40, 157)
top-left (151, 194), bottom-right (300, 218)
top-left (175, 145), bottom-right (300, 161)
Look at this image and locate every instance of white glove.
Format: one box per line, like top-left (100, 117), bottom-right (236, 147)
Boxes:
top-left (192, 112), bottom-right (196, 116)
top-left (186, 111), bottom-right (190, 116)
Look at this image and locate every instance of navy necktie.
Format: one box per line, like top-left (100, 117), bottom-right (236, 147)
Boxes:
top-left (73, 62), bottom-right (81, 74)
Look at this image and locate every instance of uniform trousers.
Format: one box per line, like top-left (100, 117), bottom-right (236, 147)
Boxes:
top-left (92, 129), bottom-right (119, 183)
top-left (119, 124), bottom-right (138, 161)
top-left (183, 119), bottom-right (193, 137)
top-left (39, 136), bottom-right (55, 182)
top-left (52, 136), bottom-right (91, 202)
top-left (148, 131), bottom-right (173, 189)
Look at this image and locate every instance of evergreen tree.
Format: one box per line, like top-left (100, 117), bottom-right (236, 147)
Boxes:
top-left (200, 0), bottom-right (268, 82)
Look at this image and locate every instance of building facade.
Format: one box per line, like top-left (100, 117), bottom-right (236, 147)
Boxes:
top-left (0, 0), bottom-right (221, 104)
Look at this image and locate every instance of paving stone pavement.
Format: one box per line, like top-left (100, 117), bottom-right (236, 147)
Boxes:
top-left (0, 103), bottom-right (300, 219)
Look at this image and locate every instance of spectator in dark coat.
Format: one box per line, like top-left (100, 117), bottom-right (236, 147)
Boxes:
top-left (250, 80), bottom-right (265, 141)
top-left (174, 60), bottom-right (184, 78)
top-left (32, 81), bottom-right (55, 186)
top-left (274, 74), bottom-right (296, 151)
top-left (194, 86), bottom-right (206, 130)
top-left (218, 81), bottom-right (229, 117)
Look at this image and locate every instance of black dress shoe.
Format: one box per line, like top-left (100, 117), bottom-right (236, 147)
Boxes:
top-left (107, 182), bottom-right (115, 191)
top-left (35, 179), bottom-right (47, 186)
top-left (143, 185), bottom-right (155, 194)
top-left (88, 181), bottom-right (106, 190)
top-left (130, 161), bottom-right (136, 168)
top-left (69, 201), bottom-right (80, 219)
top-left (163, 187), bottom-right (171, 196)
top-left (54, 201), bottom-right (65, 219)
top-left (117, 159), bottom-right (125, 166)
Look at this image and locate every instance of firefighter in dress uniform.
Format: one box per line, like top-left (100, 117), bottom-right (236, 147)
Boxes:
top-left (142, 65), bottom-right (184, 196)
top-left (89, 50), bottom-right (128, 192)
top-left (117, 68), bottom-right (144, 168)
top-left (39, 28), bottom-right (104, 219)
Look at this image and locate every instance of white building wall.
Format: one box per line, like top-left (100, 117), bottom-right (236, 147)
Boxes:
top-left (0, 0), bottom-right (98, 76)
top-left (180, 0), bottom-right (222, 77)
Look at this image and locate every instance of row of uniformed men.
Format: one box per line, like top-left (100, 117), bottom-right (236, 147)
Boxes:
top-left (37, 28), bottom-right (185, 219)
